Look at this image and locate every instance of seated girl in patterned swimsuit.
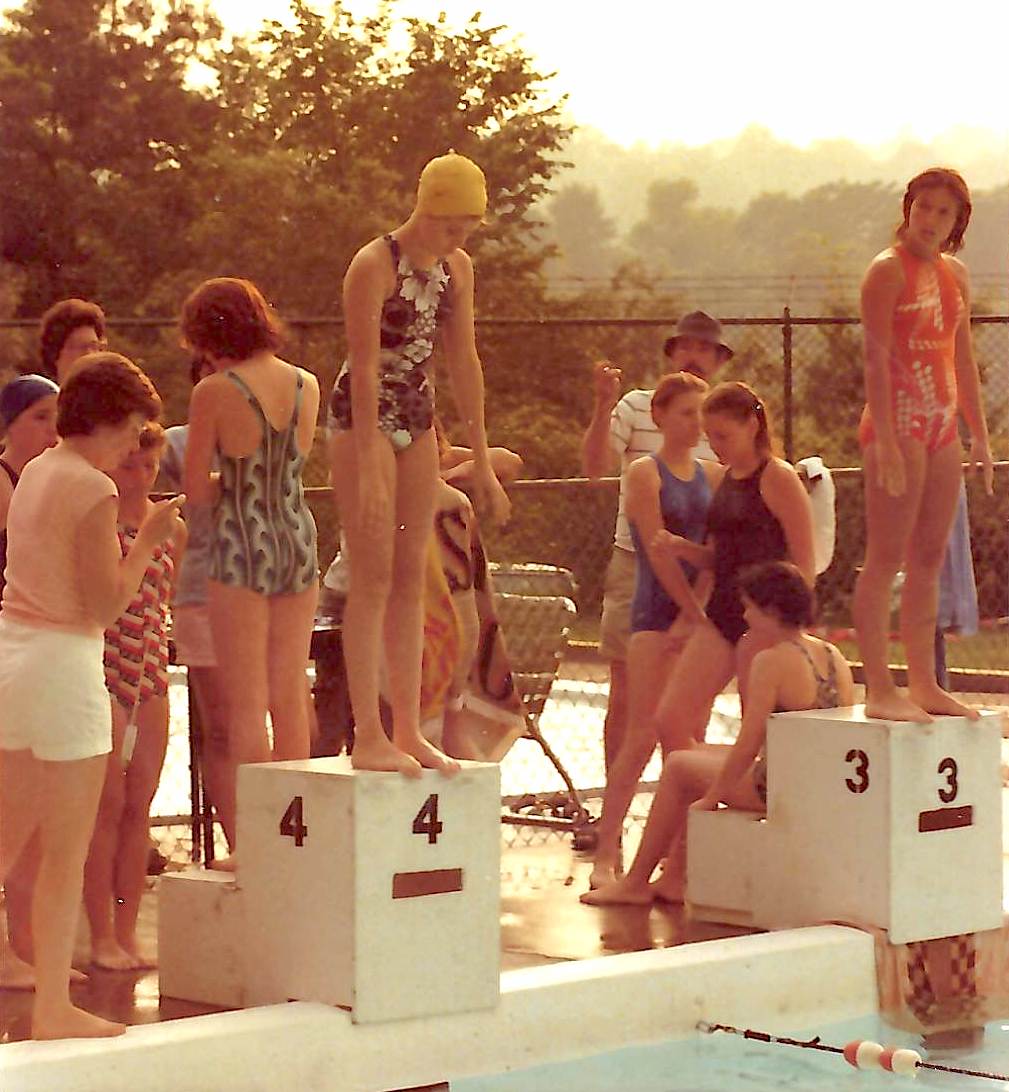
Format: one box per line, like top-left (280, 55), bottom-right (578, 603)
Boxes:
top-left (582, 562), bottom-right (855, 906)
top-left (328, 153), bottom-right (511, 777)
top-left (853, 168), bottom-right (993, 723)
top-left (84, 423), bottom-right (185, 970)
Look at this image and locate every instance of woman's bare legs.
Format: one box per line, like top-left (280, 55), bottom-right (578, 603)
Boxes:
top-left (83, 706), bottom-right (132, 970)
top-left (589, 632), bottom-right (673, 888)
top-left (582, 624), bottom-right (735, 906)
top-left (187, 665), bottom-right (235, 851)
top-left (652, 622), bottom-right (734, 753)
top-left (32, 754), bottom-right (125, 1039)
top-left (582, 743), bottom-right (764, 906)
top-left (208, 582), bottom-right (270, 845)
top-left (2, 836), bottom-right (40, 988)
top-left (266, 584), bottom-right (319, 761)
top-left (114, 695), bottom-right (170, 967)
top-left (330, 431), bottom-right (421, 775)
top-left (853, 439), bottom-right (932, 722)
top-left (1, 749), bottom-right (42, 989)
top-left (902, 442), bottom-right (978, 718)
top-left (331, 429), bottom-right (459, 775)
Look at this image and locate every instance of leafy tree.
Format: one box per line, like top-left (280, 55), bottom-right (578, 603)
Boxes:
top-left (0, 0), bottom-right (221, 315)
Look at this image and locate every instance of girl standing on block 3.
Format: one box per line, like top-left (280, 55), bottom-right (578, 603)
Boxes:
top-left (328, 152), bottom-right (511, 777)
top-left (853, 168), bottom-right (993, 723)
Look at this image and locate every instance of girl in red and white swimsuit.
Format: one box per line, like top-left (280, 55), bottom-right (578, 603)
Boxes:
top-left (84, 423), bottom-right (185, 970)
top-left (853, 168), bottom-right (993, 723)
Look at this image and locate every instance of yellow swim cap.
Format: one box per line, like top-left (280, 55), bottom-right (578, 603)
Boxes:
top-left (416, 152), bottom-right (487, 218)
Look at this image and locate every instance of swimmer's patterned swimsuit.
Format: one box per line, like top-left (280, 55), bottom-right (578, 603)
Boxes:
top-left (210, 370), bottom-right (318, 596)
top-left (329, 234), bottom-right (453, 451)
top-left (752, 639), bottom-right (840, 804)
top-left (859, 244), bottom-right (965, 453)
top-left (104, 526), bottom-right (175, 709)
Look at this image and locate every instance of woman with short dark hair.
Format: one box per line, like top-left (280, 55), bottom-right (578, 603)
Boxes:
top-left (0, 353), bottom-right (182, 1038)
top-left (37, 299), bottom-right (107, 382)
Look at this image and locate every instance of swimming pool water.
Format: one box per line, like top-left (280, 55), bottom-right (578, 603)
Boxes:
top-left (452, 1014), bottom-right (1009, 1090)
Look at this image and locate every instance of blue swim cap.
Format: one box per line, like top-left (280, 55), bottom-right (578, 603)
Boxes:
top-left (0, 374), bottom-right (60, 428)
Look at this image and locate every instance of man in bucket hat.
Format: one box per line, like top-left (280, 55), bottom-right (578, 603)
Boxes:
top-left (580, 311), bottom-right (733, 778)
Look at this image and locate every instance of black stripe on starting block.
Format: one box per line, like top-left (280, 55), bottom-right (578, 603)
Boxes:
top-left (392, 868), bottom-right (464, 899)
top-left (918, 805), bottom-right (973, 832)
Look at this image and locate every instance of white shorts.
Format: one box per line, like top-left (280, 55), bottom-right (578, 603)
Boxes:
top-left (171, 603), bottom-right (217, 668)
top-left (0, 616), bottom-right (112, 761)
top-left (598, 547), bottom-right (637, 662)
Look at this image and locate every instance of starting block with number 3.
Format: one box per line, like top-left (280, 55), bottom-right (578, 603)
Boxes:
top-left (237, 757), bottom-right (501, 1022)
top-left (688, 709), bottom-right (1003, 944)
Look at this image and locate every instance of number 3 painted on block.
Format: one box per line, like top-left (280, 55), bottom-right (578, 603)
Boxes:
top-left (845, 749), bottom-right (870, 793)
top-left (937, 757), bottom-right (958, 803)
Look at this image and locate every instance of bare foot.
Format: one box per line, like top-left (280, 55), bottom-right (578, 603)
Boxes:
top-left (580, 877), bottom-right (654, 906)
top-left (91, 940), bottom-right (137, 971)
top-left (650, 874), bottom-right (686, 904)
top-left (396, 735), bottom-right (461, 778)
top-left (122, 947), bottom-right (157, 971)
top-left (208, 855), bottom-right (237, 873)
top-left (587, 863), bottom-right (618, 890)
top-left (33, 1004), bottom-right (126, 1040)
top-left (351, 735), bottom-right (423, 778)
top-left (909, 686), bottom-right (981, 721)
top-left (0, 949), bottom-right (36, 991)
top-left (864, 690), bottom-right (932, 724)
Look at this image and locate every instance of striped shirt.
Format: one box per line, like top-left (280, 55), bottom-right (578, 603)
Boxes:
top-left (610, 389), bottom-right (715, 552)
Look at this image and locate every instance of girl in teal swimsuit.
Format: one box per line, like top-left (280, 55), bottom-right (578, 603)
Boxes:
top-left (183, 278), bottom-right (320, 855)
top-left (328, 153), bottom-right (510, 778)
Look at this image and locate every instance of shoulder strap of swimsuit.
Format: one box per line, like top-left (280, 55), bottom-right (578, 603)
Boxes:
top-left (384, 233), bottom-right (402, 268)
top-left (0, 457), bottom-right (18, 487)
top-left (224, 371), bottom-right (268, 427)
top-left (791, 638), bottom-right (828, 684)
top-left (291, 369), bottom-right (304, 429)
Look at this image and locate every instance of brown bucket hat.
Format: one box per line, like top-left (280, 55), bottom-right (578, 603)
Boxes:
top-left (662, 310), bottom-right (734, 361)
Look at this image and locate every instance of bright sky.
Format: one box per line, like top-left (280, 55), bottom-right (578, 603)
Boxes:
top-left (212, 0), bottom-right (1009, 148)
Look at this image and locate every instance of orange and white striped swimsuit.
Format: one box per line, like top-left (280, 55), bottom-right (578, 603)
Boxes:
top-left (858, 244), bottom-right (964, 453)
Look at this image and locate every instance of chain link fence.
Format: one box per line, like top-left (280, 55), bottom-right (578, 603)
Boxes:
top-left (2, 312), bottom-right (1004, 865)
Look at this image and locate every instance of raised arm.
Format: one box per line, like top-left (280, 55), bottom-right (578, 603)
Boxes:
top-left (761, 460), bottom-right (816, 587)
top-left (439, 249), bottom-right (510, 525)
top-left (946, 256), bottom-right (994, 495)
top-left (860, 254), bottom-right (906, 496)
top-left (625, 458), bottom-right (706, 624)
top-left (580, 362), bottom-right (623, 479)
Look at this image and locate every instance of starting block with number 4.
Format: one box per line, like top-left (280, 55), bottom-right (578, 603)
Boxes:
top-left (688, 709), bottom-right (1003, 944)
top-left (160, 757), bottom-right (501, 1023)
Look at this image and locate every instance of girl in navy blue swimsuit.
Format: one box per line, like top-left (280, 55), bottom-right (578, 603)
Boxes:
top-left (586, 372), bottom-right (722, 888)
top-left (328, 153), bottom-right (511, 778)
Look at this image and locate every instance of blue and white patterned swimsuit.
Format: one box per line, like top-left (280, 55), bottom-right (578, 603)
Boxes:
top-left (328, 234), bottom-right (453, 452)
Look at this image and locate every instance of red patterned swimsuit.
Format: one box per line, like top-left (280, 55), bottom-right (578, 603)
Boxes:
top-left (104, 526), bottom-right (175, 709)
top-left (859, 244), bottom-right (965, 454)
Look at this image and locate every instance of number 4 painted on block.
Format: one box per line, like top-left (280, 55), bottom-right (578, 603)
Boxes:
top-left (279, 795), bottom-right (309, 846)
top-left (412, 794), bottom-right (444, 844)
